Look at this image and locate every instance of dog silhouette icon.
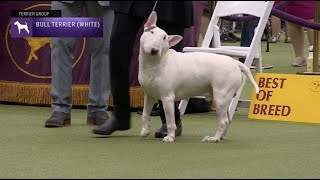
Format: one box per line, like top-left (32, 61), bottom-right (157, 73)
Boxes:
top-left (14, 21), bottom-right (30, 34)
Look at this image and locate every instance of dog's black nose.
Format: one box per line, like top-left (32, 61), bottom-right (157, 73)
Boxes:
top-left (150, 48), bottom-right (159, 55)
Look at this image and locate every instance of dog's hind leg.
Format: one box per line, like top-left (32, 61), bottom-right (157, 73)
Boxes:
top-left (208, 90), bottom-right (234, 143)
top-left (220, 99), bottom-right (234, 140)
top-left (140, 94), bottom-right (157, 137)
top-left (161, 95), bottom-right (176, 143)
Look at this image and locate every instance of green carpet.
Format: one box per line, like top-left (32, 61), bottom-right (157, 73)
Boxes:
top-left (1, 33), bottom-right (320, 179)
top-left (1, 104), bottom-right (319, 179)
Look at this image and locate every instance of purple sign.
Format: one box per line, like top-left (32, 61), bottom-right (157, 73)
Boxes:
top-left (11, 17), bottom-right (103, 38)
top-left (11, 18), bottom-right (33, 38)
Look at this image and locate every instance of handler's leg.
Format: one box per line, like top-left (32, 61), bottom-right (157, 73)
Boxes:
top-left (85, 1), bottom-right (114, 126)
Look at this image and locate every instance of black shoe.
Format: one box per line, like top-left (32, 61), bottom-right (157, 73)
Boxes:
top-left (220, 33), bottom-right (237, 43)
top-left (92, 115), bottom-right (130, 135)
top-left (137, 103), bottom-right (161, 116)
top-left (87, 111), bottom-right (109, 126)
top-left (137, 108), bottom-right (161, 116)
top-left (228, 33), bottom-right (241, 41)
top-left (154, 122), bottom-right (182, 138)
top-left (44, 111), bottom-right (71, 128)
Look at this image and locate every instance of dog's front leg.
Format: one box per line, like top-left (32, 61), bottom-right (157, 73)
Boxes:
top-left (161, 95), bottom-right (176, 143)
top-left (140, 94), bottom-right (156, 137)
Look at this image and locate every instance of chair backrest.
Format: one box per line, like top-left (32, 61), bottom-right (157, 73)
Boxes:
top-left (201, 1), bottom-right (274, 50)
top-left (214, 1), bottom-right (272, 21)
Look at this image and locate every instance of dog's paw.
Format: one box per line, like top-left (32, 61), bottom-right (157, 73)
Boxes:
top-left (162, 136), bottom-right (175, 143)
top-left (207, 136), bottom-right (221, 143)
top-left (140, 128), bottom-right (150, 137)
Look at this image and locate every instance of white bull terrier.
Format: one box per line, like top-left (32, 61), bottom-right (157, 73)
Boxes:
top-left (138, 11), bottom-right (259, 143)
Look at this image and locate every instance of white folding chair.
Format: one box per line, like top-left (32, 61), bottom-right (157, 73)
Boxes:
top-left (179, 1), bottom-right (274, 120)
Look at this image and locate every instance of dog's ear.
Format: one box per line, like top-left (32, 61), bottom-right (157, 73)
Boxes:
top-left (168, 35), bottom-right (183, 47)
top-left (144, 11), bottom-right (157, 31)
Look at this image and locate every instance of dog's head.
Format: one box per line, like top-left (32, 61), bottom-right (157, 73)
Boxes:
top-left (140, 11), bottom-right (183, 57)
top-left (14, 21), bottom-right (18, 25)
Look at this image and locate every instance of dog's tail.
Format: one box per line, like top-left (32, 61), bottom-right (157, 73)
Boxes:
top-left (237, 61), bottom-right (259, 94)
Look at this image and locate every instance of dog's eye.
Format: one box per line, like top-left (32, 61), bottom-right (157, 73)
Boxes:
top-left (163, 35), bottom-right (166, 40)
top-left (150, 31), bottom-right (154, 34)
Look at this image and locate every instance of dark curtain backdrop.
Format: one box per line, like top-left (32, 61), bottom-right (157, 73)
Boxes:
top-left (0, 1), bottom-right (208, 107)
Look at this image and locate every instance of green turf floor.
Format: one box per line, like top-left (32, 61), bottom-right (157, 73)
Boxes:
top-left (1, 33), bottom-right (320, 179)
top-left (1, 104), bottom-right (320, 179)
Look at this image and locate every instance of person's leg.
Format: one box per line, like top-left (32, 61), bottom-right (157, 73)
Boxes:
top-left (45, 1), bottom-right (82, 127)
top-left (284, 21), bottom-right (291, 43)
top-left (239, 19), bottom-right (259, 63)
top-left (226, 16), bottom-right (241, 41)
top-left (306, 19), bottom-right (315, 46)
top-left (93, 12), bottom-right (143, 135)
top-left (239, 19), bottom-right (273, 69)
top-left (153, 21), bottom-right (185, 138)
top-left (85, 2), bottom-right (113, 125)
top-left (220, 19), bottom-right (237, 43)
top-left (287, 21), bottom-right (306, 67)
top-left (268, 15), bottom-right (280, 43)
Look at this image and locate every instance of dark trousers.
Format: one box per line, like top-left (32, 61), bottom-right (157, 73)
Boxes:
top-left (109, 12), bottom-right (185, 127)
top-left (239, 19), bottom-right (259, 63)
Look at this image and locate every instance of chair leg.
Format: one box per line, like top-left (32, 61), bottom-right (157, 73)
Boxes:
top-left (256, 45), bottom-right (263, 73)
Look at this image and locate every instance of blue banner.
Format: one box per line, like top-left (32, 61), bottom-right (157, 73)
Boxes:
top-left (10, 17), bottom-right (103, 38)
